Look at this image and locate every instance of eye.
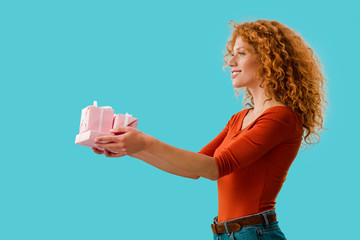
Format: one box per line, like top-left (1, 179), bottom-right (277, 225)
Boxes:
top-left (230, 52), bottom-right (245, 57)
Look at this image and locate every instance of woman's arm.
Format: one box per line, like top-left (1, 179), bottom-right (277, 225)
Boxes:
top-left (92, 147), bottom-right (198, 179)
top-left (129, 151), bottom-right (200, 179)
top-left (145, 136), bottom-right (219, 180)
top-left (94, 127), bottom-right (219, 181)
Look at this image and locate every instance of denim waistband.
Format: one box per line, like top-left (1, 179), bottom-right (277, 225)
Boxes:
top-left (213, 209), bottom-right (276, 225)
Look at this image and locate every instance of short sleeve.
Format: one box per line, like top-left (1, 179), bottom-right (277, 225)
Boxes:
top-left (215, 110), bottom-right (301, 178)
top-left (198, 115), bottom-right (235, 157)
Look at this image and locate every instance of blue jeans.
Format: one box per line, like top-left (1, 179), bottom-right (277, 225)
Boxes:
top-left (212, 210), bottom-right (287, 240)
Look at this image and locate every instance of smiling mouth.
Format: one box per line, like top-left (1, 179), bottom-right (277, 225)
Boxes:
top-left (231, 71), bottom-right (241, 78)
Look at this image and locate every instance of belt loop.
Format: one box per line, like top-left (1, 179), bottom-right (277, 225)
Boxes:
top-left (261, 212), bottom-right (269, 227)
top-left (229, 232), bottom-right (236, 240)
top-left (213, 216), bottom-right (218, 224)
top-left (224, 221), bottom-right (230, 235)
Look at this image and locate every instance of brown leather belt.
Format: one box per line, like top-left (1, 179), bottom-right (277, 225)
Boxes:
top-left (211, 213), bottom-right (277, 234)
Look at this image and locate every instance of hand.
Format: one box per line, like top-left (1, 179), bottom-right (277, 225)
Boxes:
top-left (93, 127), bottom-right (150, 157)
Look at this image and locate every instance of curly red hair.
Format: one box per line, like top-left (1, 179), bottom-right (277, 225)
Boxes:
top-left (224, 20), bottom-right (328, 148)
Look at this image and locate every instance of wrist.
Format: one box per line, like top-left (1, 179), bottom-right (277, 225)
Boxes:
top-left (144, 133), bottom-right (156, 152)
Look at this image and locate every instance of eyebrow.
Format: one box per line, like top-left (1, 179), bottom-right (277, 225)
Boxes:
top-left (233, 47), bottom-right (246, 51)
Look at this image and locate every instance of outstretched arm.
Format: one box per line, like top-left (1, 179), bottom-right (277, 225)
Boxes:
top-left (93, 127), bottom-right (219, 181)
top-left (145, 136), bottom-right (219, 180)
top-left (130, 151), bottom-right (200, 179)
top-left (93, 147), bottom-right (200, 179)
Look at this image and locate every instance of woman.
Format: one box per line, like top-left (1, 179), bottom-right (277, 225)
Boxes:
top-left (92, 19), bottom-right (327, 240)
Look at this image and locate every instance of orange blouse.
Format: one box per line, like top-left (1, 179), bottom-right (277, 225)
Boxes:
top-left (198, 106), bottom-right (303, 223)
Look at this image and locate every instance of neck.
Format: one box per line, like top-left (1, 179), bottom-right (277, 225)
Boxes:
top-left (248, 86), bottom-right (277, 115)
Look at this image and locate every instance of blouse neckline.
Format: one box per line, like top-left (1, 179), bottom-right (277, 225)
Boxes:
top-left (240, 105), bottom-right (290, 131)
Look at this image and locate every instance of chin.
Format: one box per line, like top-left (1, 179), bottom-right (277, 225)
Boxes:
top-left (232, 82), bottom-right (245, 88)
top-left (232, 78), bottom-right (253, 89)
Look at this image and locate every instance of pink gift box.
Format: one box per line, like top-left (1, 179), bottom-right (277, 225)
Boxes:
top-left (75, 101), bottom-right (139, 151)
top-left (75, 130), bottom-right (113, 150)
top-left (79, 103), bottom-right (114, 134)
top-left (113, 113), bottom-right (138, 129)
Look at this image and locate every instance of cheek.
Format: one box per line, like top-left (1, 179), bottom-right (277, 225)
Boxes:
top-left (243, 59), bottom-right (256, 70)
top-left (244, 60), bottom-right (260, 75)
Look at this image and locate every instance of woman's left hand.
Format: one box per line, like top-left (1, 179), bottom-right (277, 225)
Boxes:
top-left (94, 127), bottom-right (151, 158)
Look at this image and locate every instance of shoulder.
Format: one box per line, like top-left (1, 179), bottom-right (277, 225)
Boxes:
top-left (262, 106), bottom-right (301, 122)
top-left (259, 106), bottom-right (303, 134)
top-left (262, 105), bottom-right (295, 116)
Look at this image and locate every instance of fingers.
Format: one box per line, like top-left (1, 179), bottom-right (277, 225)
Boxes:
top-left (110, 126), bottom-right (130, 133)
top-left (95, 135), bottom-right (121, 143)
top-left (104, 149), bottom-right (126, 158)
top-left (94, 142), bottom-right (123, 152)
top-left (92, 147), bottom-right (104, 154)
top-left (92, 147), bottom-right (125, 158)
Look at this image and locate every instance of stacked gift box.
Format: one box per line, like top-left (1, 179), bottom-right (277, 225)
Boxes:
top-left (75, 101), bottom-right (138, 151)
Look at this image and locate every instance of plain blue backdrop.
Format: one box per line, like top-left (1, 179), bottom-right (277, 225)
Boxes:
top-left (1, 0), bottom-right (359, 239)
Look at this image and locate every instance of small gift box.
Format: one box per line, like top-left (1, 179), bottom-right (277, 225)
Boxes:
top-left (75, 101), bottom-right (138, 151)
top-left (113, 113), bottom-right (138, 129)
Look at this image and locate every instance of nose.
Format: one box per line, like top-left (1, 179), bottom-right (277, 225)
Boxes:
top-left (228, 54), bottom-right (237, 67)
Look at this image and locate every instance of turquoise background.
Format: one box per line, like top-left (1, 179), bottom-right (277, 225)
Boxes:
top-left (1, 0), bottom-right (359, 239)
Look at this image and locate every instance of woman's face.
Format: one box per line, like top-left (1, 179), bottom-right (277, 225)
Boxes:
top-left (228, 37), bottom-right (260, 89)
